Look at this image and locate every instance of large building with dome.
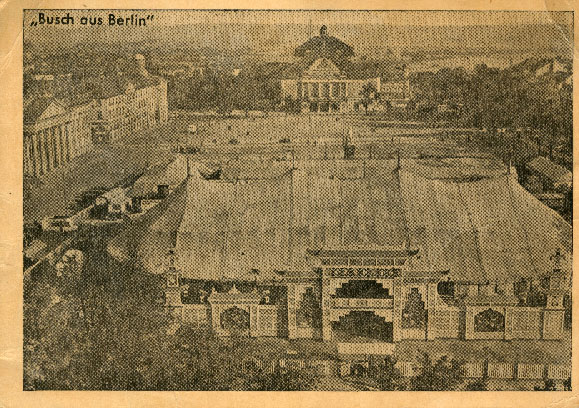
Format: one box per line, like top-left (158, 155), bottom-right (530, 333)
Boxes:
top-left (108, 153), bottom-right (571, 346)
top-left (279, 25), bottom-right (411, 113)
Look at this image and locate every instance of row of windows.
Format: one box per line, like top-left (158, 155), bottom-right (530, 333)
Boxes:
top-left (103, 85), bottom-right (163, 106)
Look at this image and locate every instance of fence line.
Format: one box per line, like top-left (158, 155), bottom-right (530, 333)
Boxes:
top-left (234, 357), bottom-right (571, 382)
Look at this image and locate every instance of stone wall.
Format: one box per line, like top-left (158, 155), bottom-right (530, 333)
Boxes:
top-left (182, 304), bottom-right (210, 328)
top-left (505, 307), bottom-right (542, 340)
top-left (465, 305), bottom-right (564, 340)
top-left (428, 309), bottom-right (462, 339)
top-left (465, 306), bottom-right (506, 340)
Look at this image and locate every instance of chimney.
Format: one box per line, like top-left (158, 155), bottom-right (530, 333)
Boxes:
top-left (396, 150), bottom-right (401, 169)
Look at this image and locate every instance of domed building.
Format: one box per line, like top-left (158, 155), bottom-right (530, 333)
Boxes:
top-left (294, 25), bottom-right (354, 62)
top-left (280, 26), bottom-right (411, 113)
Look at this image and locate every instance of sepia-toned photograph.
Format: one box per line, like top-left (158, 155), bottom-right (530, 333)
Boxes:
top-left (21, 9), bottom-right (572, 392)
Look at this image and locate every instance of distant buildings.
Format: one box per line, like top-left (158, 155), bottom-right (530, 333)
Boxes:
top-left (280, 26), bottom-right (411, 113)
top-left (534, 58), bottom-right (570, 77)
top-left (511, 57), bottom-right (572, 88)
top-left (23, 54), bottom-right (168, 177)
top-left (153, 61), bottom-right (205, 78)
top-left (91, 55), bottom-right (168, 143)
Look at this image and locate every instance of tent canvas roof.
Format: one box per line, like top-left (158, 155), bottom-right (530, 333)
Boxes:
top-left (109, 158), bottom-right (571, 284)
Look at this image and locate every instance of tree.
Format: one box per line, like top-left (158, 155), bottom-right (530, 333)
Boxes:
top-left (368, 356), bottom-right (404, 390)
top-left (24, 237), bottom-right (173, 390)
top-left (410, 353), bottom-right (464, 391)
top-left (232, 363), bottom-right (317, 391)
top-left (24, 277), bottom-right (90, 390)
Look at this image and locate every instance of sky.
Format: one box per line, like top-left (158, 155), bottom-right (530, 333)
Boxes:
top-left (24, 10), bottom-right (573, 27)
top-left (23, 10), bottom-right (574, 59)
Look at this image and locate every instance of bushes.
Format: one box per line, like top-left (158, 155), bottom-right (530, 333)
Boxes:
top-left (411, 354), bottom-right (464, 391)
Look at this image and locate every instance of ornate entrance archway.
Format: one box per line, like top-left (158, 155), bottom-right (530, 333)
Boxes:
top-left (220, 306), bottom-right (250, 335)
top-left (208, 285), bottom-right (260, 336)
top-left (332, 311), bottom-right (394, 342)
top-left (335, 280), bottom-right (392, 298)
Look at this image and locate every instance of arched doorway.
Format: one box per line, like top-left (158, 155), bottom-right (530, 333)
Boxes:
top-left (220, 306), bottom-right (250, 335)
top-left (351, 362), bottom-right (369, 377)
top-left (332, 311), bottom-right (393, 342)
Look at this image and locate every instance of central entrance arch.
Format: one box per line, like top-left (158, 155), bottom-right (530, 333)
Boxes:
top-left (332, 311), bottom-right (393, 342)
top-left (220, 306), bottom-right (250, 335)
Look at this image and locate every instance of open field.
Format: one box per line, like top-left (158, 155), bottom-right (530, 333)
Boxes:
top-left (25, 113), bottom-right (487, 222)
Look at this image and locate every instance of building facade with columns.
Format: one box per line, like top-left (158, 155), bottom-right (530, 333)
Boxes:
top-left (24, 54), bottom-right (169, 176)
top-left (23, 96), bottom-right (96, 177)
top-left (109, 155), bottom-right (571, 346)
top-left (280, 26), bottom-right (411, 113)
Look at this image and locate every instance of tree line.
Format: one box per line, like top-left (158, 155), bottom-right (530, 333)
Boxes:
top-left (410, 63), bottom-right (572, 153)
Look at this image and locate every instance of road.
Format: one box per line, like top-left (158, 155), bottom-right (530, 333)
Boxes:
top-left (24, 129), bottom-right (174, 223)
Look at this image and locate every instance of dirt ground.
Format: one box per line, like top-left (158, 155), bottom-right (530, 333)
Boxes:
top-left (23, 113), bottom-right (483, 222)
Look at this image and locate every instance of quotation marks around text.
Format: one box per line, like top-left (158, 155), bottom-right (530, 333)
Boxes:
top-left (31, 13), bottom-right (155, 26)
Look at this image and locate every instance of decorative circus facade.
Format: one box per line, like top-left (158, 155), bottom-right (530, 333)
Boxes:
top-left (109, 156), bottom-right (571, 345)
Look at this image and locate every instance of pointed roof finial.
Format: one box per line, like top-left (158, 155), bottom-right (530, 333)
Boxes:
top-left (320, 25), bottom-right (327, 36)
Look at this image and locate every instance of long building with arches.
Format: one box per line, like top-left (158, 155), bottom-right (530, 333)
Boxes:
top-left (108, 154), bottom-right (571, 346)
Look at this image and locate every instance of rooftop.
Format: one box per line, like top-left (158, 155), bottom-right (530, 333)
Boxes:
top-left (108, 157), bottom-right (571, 284)
top-left (23, 97), bottom-right (66, 124)
top-left (294, 25), bottom-right (355, 60)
